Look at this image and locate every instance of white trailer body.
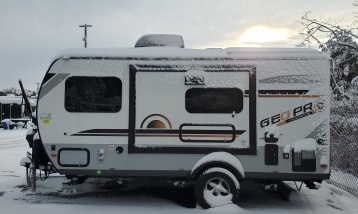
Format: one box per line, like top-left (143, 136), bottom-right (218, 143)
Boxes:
top-left (30, 37), bottom-right (330, 207)
top-left (35, 46), bottom-right (330, 180)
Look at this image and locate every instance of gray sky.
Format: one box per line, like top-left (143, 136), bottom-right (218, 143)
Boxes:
top-left (0, 0), bottom-right (355, 91)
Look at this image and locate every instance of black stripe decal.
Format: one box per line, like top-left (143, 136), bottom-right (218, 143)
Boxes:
top-left (258, 90), bottom-right (309, 95)
top-left (78, 129), bottom-right (129, 134)
top-left (137, 129), bottom-right (245, 135)
top-left (72, 129), bottom-right (245, 136)
top-left (72, 133), bottom-right (128, 136)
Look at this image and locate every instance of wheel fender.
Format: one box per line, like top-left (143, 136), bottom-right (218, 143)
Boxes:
top-left (189, 152), bottom-right (245, 181)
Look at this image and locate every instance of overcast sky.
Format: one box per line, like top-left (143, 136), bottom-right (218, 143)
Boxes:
top-left (0, 0), bottom-right (355, 91)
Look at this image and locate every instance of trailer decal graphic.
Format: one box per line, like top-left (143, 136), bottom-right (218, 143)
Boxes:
top-left (257, 90), bottom-right (321, 98)
top-left (140, 114), bottom-right (172, 129)
top-left (39, 113), bottom-right (52, 124)
top-left (71, 128), bottom-right (246, 142)
top-left (39, 73), bottom-right (70, 100)
top-left (260, 99), bottom-right (325, 128)
top-left (259, 75), bottom-right (323, 84)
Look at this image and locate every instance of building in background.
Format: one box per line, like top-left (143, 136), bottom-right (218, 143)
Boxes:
top-left (0, 94), bottom-right (36, 124)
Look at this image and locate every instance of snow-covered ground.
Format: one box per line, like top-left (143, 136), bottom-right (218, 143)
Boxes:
top-left (0, 129), bottom-right (357, 214)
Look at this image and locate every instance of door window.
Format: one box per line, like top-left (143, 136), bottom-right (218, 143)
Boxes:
top-left (185, 88), bottom-right (243, 113)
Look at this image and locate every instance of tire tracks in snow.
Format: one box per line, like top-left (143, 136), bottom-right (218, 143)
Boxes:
top-left (0, 136), bottom-right (26, 143)
top-left (0, 141), bottom-right (28, 149)
top-left (0, 131), bottom-right (28, 149)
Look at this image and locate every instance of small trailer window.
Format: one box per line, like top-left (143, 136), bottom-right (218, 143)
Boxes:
top-left (65, 76), bottom-right (122, 113)
top-left (185, 88), bottom-right (243, 113)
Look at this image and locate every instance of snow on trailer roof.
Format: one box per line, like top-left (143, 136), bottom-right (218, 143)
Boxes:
top-left (52, 46), bottom-right (330, 63)
top-left (0, 96), bottom-right (36, 106)
top-left (226, 47), bottom-right (330, 60)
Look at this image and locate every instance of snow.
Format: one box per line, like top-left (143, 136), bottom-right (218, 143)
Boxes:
top-left (265, 125), bottom-right (280, 138)
top-left (135, 34), bottom-right (184, 48)
top-left (204, 167), bottom-right (240, 189)
top-left (34, 132), bottom-right (39, 140)
top-left (0, 130), bottom-right (357, 214)
top-left (19, 156), bottom-right (31, 167)
top-left (203, 186), bottom-right (233, 208)
top-left (185, 70), bottom-right (208, 85)
top-left (52, 47), bottom-right (329, 64)
top-left (284, 145), bottom-right (291, 153)
top-left (227, 47), bottom-right (330, 60)
top-left (1, 119), bottom-right (15, 125)
top-left (292, 138), bottom-right (317, 152)
top-left (26, 126), bottom-right (33, 136)
top-left (191, 152), bottom-right (245, 179)
top-left (0, 95), bottom-right (36, 106)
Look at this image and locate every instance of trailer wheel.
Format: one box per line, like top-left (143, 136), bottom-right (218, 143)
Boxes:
top-left (194, 168), bottom-right (239, 209)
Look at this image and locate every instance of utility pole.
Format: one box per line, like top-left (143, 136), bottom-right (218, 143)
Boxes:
top-left (35, 83), bottom-right (40, 94)
top-left (79, 24), bottom-right (92, 48)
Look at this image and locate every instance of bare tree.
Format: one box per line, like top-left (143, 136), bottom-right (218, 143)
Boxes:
top-left (297, 10), bottom-right (358, 103)
top-left (297, 12), bottom-right (358, 51)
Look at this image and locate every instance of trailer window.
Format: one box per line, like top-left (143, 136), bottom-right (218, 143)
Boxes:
top-left (65, 76), bottom-right (122, 113)
top-left (185, 88), bottom-right (243, 113)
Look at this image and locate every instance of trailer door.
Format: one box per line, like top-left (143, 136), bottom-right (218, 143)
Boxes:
top-left (128, 63), bottom-right (256, 155)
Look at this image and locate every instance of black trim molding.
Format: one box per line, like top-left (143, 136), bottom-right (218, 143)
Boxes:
top-left (245, 172), bottom-right (330, 181)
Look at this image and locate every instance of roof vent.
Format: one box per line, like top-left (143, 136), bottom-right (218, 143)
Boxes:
top-left (135, 34), bottom-right (184, 48)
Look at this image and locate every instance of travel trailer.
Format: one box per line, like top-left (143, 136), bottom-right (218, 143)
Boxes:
top-left (23, 34), bottom-right (330, 208)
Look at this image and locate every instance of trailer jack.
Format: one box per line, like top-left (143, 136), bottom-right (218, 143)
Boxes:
top-left (294, 181), bottom-right (303, 191)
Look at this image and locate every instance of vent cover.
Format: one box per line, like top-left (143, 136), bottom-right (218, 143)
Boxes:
top-left (135, 34), bottom-right (184, 48)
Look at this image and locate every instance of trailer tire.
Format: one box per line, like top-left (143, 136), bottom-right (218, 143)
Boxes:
top-left (194, 168), bottom-right (239, 209)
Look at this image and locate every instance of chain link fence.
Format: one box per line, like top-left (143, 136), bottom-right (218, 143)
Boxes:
top-left (330, 96), bottom-right (358, 197)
